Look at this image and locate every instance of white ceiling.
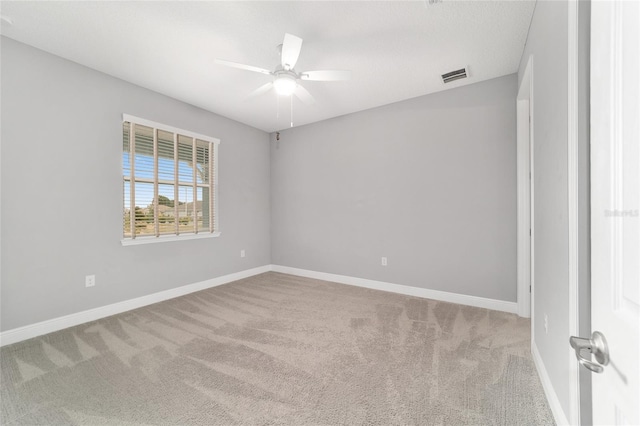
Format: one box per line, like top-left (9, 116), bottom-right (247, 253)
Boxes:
top-left (0, 1), bottom-right (535, 133)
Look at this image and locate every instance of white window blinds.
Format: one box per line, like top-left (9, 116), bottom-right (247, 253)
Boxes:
top-left (122, 116), bottom-right (219, 241)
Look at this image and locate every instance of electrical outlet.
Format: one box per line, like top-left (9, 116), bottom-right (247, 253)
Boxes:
top-left (381, 257), bottom-right (388, 266)
top-left (85, 275), bottom-right (96, 288)
top-left (544, 314), bottom-right (548, 334)
top-left (240, 249), bottom-right (246, 258)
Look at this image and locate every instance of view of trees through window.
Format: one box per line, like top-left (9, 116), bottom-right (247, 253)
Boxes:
top-left (123, 120), bottom-right (216, 239)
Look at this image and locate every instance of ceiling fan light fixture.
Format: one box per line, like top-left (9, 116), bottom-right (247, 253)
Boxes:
top-left (274, 73), bottom-right (297, 96)
top-left (216, 33), bottom-right (349, 103)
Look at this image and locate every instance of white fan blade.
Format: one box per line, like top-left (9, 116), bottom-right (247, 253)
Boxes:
top-left (300, 70), bottom-right (351, 81)
top-left (245, 82), bottom-right (274, 100)
top-left (295, 85), bottom-right (316, 105)
top-left (281, 33), bottom-right (303, 70)
top-left (215, 59), bottom-right (272, 76)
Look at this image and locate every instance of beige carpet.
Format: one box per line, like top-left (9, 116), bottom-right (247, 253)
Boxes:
top-left (1, 272), bottom-right (554, 425)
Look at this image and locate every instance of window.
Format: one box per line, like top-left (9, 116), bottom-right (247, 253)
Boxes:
top-left (122, 115), bottom-right (219, 244)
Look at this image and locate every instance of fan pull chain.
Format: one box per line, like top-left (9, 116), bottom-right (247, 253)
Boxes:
top-left (276, 96), bottom-right (280, 119)
top-left (290, 95), bottom-right (293, 128)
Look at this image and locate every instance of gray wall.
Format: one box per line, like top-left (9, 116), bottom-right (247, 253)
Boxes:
top-left (518, 1), bottom-right (593, 420)
top-left (0, 37), bottom-right (271, 331)
top-left (517, 0), bottom-right (572, 418)
top-left (271, 74), bottom-right (518, 302)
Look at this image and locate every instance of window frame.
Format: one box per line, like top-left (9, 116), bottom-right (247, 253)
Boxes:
top-left (121, 114), bottom-right (220, 246)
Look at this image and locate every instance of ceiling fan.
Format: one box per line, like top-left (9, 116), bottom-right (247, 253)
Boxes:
top-left (215, 33), bottom-right (351, 103)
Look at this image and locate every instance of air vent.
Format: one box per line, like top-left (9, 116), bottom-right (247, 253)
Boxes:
top-left (442, 68), bottom-right (467, 84)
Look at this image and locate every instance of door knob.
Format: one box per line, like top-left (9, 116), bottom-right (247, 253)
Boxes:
top-left (569, 331), bottom-right (609, 373)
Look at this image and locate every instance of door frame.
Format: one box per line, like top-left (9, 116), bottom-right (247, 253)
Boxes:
top-left (517, 55), bottom-right (534, 320)
top-left (568, 0), bottom-right (581, 423)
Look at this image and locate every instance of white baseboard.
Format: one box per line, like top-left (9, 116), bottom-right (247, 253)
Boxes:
top-left (1, 264), bottom-right (519, 347)
top-left (0, 265), bottom-right (272, 347)
top-left (271, 265), bottom-right (518, 314)
top-left (532, 341), bottom-right (570, 425)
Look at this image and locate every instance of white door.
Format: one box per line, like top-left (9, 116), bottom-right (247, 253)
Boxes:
top-left (590, 0), bottom-right (639, 424)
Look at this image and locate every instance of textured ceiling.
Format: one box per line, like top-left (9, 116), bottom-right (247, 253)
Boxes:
top-left (0, 1), bottom-right (535, 133)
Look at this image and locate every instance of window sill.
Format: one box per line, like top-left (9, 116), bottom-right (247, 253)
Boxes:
top-left (121, 232), bottom-right (221, 246)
